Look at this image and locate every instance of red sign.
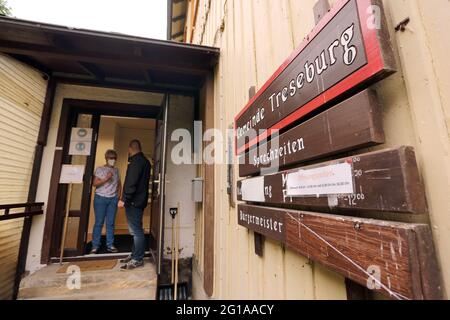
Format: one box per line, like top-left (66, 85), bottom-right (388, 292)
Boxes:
top-left (234, 0), bottom-right (395, 155)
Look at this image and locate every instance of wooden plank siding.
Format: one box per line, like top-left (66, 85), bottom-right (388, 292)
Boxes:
top-left (187, 0), bottom-right (450, 300)
top-left (0, 54), bottom-right (47, 299)
top-left (0, 219), bottom-right (23, 299)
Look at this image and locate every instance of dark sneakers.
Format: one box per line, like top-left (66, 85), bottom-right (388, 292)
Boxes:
top-left (120, 259), bottom-right (144, 270)
top-left (107, 246), bottom-right (119, 253)
top-left (90, 247), bottom-right (118, 254)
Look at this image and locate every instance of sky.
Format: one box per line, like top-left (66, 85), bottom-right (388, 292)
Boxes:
top-left (6, 0), bottom-right (167, 39)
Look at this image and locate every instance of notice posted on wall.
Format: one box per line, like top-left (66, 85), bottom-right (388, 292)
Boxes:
top-left (59, 165), bottom-right (85, 184)
top-left (69, 128), bottom-right (93, 156)
top-left (286, 162), bottom-right (355, 197)
top-left (69, 141), bottom-right (92, 156)
top-left (240, 176), bottom-right (265, 202)
top-left (70, 127), bottom-right (93, 142)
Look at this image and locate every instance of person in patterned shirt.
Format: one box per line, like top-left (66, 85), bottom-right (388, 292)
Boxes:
top-left (91, 149), bottom-right (122, 254)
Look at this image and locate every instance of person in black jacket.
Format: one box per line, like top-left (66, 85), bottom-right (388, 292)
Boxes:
top-left (118, 139), bottom-right (151, 270)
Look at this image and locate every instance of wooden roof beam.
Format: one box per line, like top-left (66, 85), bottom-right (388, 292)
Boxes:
top-left (143, 70), bottom-right (153, 85)
top-left (78, 62), bottom-right (105, 81)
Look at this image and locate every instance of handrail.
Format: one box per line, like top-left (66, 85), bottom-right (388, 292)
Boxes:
top-left (0, 202), bottom-right (44, 209)
top-left (0, 202), bottom-right (44, 221)
top-left (0, 201), bottom-right (45, 300)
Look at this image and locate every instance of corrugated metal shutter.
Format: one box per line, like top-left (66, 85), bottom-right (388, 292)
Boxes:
top-left (0, 54), bottom-right (47, 300)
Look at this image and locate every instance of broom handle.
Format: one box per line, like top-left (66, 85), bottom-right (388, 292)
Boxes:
top-left (171, 216), bottom-right (175, 285)
top-left (174, 202), bottom-right (180, 300)
top-left (59, 183), bottom-right (73, 265)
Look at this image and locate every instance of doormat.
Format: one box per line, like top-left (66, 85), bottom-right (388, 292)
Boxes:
top-left (57, 260), bottom-right (118, 273)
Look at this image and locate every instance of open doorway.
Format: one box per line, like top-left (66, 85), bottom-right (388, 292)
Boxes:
top-left (49, 99), bottom-right (163, 262)
top-left (84, 116), bottom-right (156, 255)
top-left (46, 95), bottom-right (198, 298)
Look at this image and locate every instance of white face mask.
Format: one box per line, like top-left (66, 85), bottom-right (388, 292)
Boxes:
top-left (107, 159), bottom-right (116, 167)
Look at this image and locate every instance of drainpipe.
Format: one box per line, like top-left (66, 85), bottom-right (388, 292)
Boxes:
top-left (13, 77), bottom-right (57, 299)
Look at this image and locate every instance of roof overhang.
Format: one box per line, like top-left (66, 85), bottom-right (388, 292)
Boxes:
top-left (0, 16), bottom-right (219, 93)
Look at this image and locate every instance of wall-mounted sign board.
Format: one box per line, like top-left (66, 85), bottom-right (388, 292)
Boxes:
top-left (237, 147), bottom-right (428, 214)
top-left (69, 128), bottom-right (93, 156)
top-left (69, 141), bottom-right (92, 156)
top-left (59, 165), bottom-right (85, 184)
top-left (234, 0), bottom-right (396, 155)
top-left (70, 127), bottom-right (93, 142)
top-left (239, 89), bottom-right (384, 177)
top-left (238, 204), bottom-right (442, 300)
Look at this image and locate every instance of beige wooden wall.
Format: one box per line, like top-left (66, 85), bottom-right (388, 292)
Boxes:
top-left (0, 54), bottom-right (47, 299)
top-left (188, 0), bottom-right (450, 299)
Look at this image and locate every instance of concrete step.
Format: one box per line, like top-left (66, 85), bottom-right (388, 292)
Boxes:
top-left (24, 287), bottom-right (157, 300)
top-left (18, 258), bottom-right (157, 300)
top-left (19, 278), bottom-right (157, 299)
top-left (20, 265), bottom-right (154, 289)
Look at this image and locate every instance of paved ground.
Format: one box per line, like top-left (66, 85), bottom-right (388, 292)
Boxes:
top-left (18, 258), bottom-right (157, 300)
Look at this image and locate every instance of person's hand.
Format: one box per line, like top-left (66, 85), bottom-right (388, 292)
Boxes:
top-left (118, 200), bottom-right (125, 208)
top-left (105, 172), bottom-right (113, 181)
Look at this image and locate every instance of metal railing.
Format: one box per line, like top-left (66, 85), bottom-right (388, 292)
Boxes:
top-left (0, 202), bottom-right (44, 221)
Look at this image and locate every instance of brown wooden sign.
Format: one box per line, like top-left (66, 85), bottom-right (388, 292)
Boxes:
top-left (237, 147), bottom-right (428, 214)
top-left (234, 0), bottom-right (395, 155)
top-left (239, 89), bottom-right (385, 177)
top-left (238, 204), bottom-right (442, 300)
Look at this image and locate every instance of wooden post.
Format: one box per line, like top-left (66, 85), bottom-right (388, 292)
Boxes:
top-left (345, 278), bottom-right (370, 300)
top-left (203, 72), bottom-right (215, 297)
top-left (254, 233), bottom-right (265, 257)
top-left (59, 184), bottom-right (73, 265)
top-left (13, 78), bottom-right (56, 299)
top-left (247, 85), bottom-right (266, 257)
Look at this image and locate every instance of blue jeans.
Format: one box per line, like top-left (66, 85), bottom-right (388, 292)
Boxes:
top-left (92, 194), bottom-right (118, 249)
top-left (125, 206), bottom-right (145, 262)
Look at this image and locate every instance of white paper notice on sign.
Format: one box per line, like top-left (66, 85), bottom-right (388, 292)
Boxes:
top-left (286, 162), bottom-right (355, 197)
top-left (240, 176), bottom-right (265, 202)
top-left (59, 165), bottom-right (85, 184)
top-left (69, 141), bottom-right (92, 156)
top-left (69, 128), bottom-right (93, 155)
top-left (70, 128), bottom-right (93, 142)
